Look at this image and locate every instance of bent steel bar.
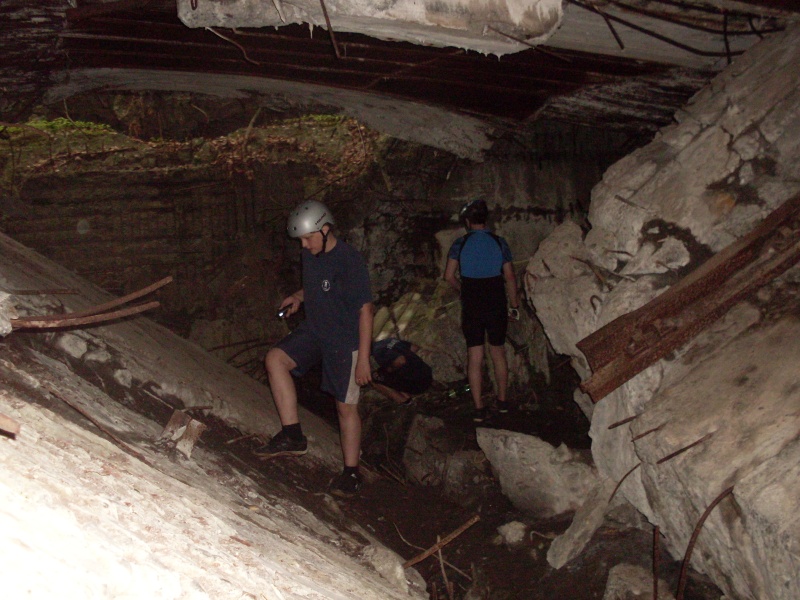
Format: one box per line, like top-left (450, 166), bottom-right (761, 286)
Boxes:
top-left (11, 276), bottom-right (173, 324)
top-left (11, 301), bottom-right (160, 330)
top-left (578, 193), bottom-right (800, 402)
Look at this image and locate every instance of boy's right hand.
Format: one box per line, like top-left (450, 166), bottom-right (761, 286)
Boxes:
top-left (277, 293), bottom-right (302, 318)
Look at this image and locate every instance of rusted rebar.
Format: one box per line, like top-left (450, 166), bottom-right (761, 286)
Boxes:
top-left (656, 432), bottom-right (714, 464)
top-left (632, 425), bottom-right (662, 441)
top-left (12, 276), bottom-right (172, 324)
top-left (599, 9), bottom-right (625, 49)
top-left (568, 0), bottom-right (746, 58)
top-left (205, 27), bottom-right (260, 65)
top-left (676, 487), bottom-right (734, 600)
top-left (608, 414), bottom-right (638, 429)
top-left (609, 462), bottom-right (641, 503)
top-left (48, 387), bottom-right (152, 466)
top-left (653, 525), bottom-right (660, 600)
top-left (486, 26), bottom-right (572, 63)
top-left (6, 288), bottom-right (78, 296)
top-left (12, 301), bottom-right (160, 330)
top-left (318, 0), bottom-right (341, 59)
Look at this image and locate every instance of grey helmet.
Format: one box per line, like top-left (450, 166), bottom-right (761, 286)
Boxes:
top-left (459, 199), bottom-right (488, 224)
top-left (287, 200), bottom-right (335, 238)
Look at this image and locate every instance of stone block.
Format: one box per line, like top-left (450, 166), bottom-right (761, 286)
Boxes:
top-left (477, 428), bottom-right (598, 517)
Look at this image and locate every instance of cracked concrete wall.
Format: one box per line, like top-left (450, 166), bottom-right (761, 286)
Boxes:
top-left (525, 24), bottom-right (800, 600)
top-left (177, 0), bottom-right (563, 56)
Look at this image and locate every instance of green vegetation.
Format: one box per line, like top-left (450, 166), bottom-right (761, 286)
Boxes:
top-left (8, 117), bottom-right (115, 135)
top-left (0, 117), bottom-right (135, 199)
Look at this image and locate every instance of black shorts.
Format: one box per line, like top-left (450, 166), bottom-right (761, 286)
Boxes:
top-left (460, 276), bottom-right (507, 348)
top-left (276, 323), bottom-right (361, 404)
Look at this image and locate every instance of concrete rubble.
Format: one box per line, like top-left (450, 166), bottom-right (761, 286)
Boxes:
top-left (476, 428), bottom-right (598, 519)
top-left (602, 564), bottom-right (675, 600)
top-left (526, 24), bottom-right (800, 600)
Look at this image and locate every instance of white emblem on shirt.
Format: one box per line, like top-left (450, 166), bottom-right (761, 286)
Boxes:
top-left (322, 279), bottom-right (331, 292)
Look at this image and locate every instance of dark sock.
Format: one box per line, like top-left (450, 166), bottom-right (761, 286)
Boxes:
top-left (283, 423), bottom-right (303, 440)
top-left (343, 465), bottom-right (359, 476)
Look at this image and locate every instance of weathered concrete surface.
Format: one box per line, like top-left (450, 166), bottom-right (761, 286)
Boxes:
top-left (526, 24), bottom-right (800, 600)
top-left (178, 0), bottom-right (563, 57)
top-left (45, 69), bottom-right (495, 161)
top-left (0, 233), bottom-right (343, 472)
top-left (0, 232), bottom-right (423, 599)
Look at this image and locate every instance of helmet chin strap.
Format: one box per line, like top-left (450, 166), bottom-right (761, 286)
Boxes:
top-left (315, 226), bottom-right (330, 257)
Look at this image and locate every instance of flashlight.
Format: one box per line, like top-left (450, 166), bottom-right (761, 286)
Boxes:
top-left (277, 306), bottom-right (291, 319)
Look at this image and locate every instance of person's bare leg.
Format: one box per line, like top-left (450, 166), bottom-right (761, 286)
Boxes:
top-left (336, 402), bottom-right (362, 467)
top-left (488, 343), bottom-right (509, 403)
top-left (467, 345), bottom-right (485, 409)
top-left (264, 347), bottom-right (299, 425)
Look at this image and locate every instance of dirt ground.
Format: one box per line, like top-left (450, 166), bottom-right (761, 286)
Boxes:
top-left (199, 362), bottom-right (724, 600)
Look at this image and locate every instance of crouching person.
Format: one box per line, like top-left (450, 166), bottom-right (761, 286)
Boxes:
top-left (371, 337), bottom-right (433, 405)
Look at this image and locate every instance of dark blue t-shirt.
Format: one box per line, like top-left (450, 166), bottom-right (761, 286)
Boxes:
top-left (447, 229), bottom-right (512, 278)
top-left (302, 240), bottom-right (372, 351)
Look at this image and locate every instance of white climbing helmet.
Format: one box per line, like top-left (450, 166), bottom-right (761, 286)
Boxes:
top-left (286, 200), bottom-right (335, 238)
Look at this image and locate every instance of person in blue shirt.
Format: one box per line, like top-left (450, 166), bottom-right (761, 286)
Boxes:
top-left (443, 200), bottom-right (519, 423)
top-left (255, 200), bottom-right (374, 498)
top-left (370, 337), bottom-right (433, 405)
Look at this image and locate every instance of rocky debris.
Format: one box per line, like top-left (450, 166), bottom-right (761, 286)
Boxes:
top-left (527, 24), bottom-right (800, 600)
top-left (402, 414), bottom-right (497, 508)
top-left (476, 428), bottom-right (598, 518)
top-left (602, 564), bottom-right (675, 600)
top-left (547, 477), bottom-right (617, 569)
top-left (495, 521), bottom-right (528, 547)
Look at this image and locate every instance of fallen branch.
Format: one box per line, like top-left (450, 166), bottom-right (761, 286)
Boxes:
top-left (437, 538), bottom-right (454, 600)
top-left (393, 522), bottom-right (471, 580)
top-left (379, 463), bottom-right (407, 486)
top-left (403, 515), bottom-right (480, 569)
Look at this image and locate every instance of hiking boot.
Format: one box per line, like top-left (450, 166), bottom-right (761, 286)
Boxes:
top-left (497, 401), bottom-right (510, 414)
top-left (254, 429), bottom-right (308, 458)
top-left (473, 407), bottom-right (489, 423)
top-left (329, 470), bottom-right (362, 498)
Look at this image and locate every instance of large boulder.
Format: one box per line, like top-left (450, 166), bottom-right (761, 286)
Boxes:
top-left (476, 428), bottom-right (598, 518)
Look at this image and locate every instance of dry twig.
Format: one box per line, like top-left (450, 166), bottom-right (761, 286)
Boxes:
top-left (403, 515), bottom-right (480, 569)
top-left (393, 523), bottom-right (471, 580)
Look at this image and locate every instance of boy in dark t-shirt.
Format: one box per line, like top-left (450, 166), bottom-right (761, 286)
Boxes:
top-left (256, 200), bottom-right (374, 498)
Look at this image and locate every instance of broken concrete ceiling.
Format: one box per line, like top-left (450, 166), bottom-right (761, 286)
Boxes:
top-left (3, 1), bottom-right (798, 157)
